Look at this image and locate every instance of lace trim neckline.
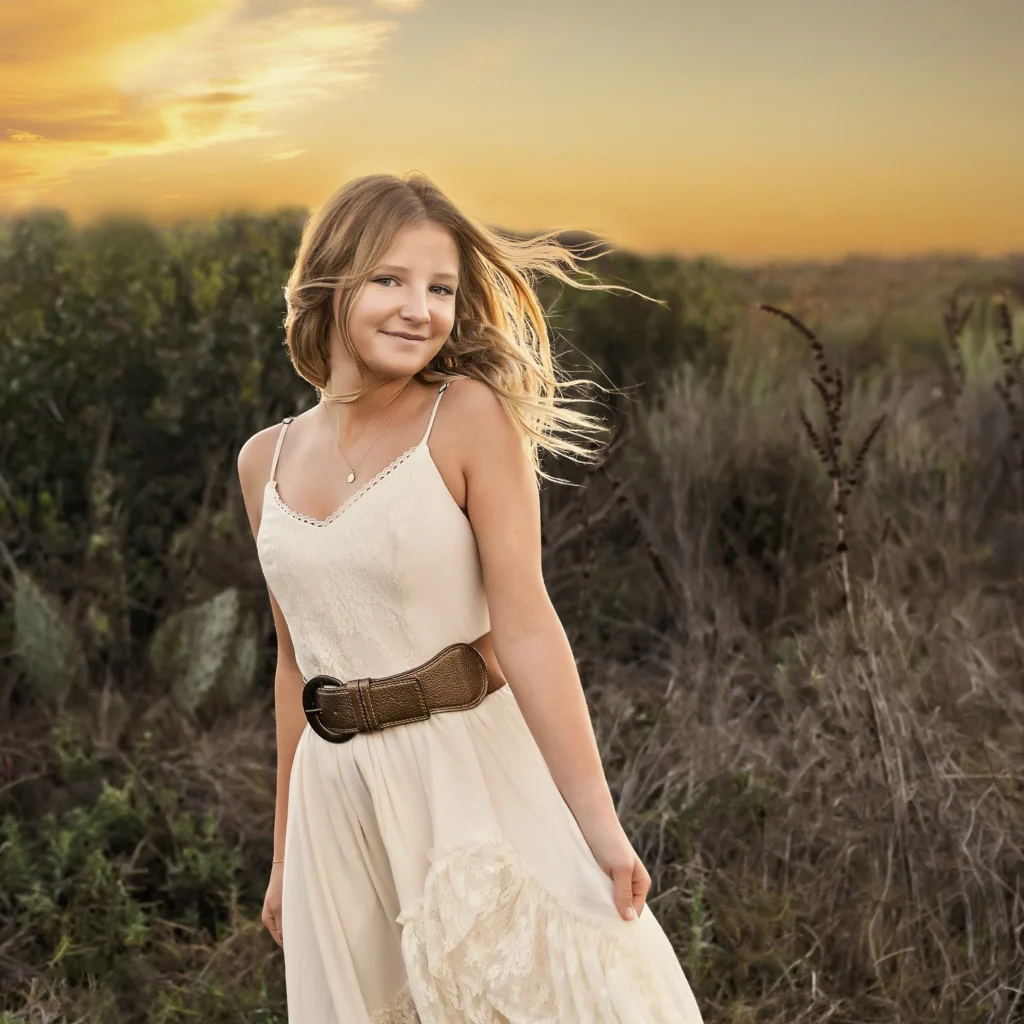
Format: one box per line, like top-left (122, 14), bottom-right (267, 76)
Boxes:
top-left (266, 442), bottom-right (423, 527)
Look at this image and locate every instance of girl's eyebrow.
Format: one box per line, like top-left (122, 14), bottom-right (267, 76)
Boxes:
top-left (376, 263), bottom-right (459, 284)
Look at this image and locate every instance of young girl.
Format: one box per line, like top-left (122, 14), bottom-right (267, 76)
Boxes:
top-left (237, 172), bottom-right (705, 1023)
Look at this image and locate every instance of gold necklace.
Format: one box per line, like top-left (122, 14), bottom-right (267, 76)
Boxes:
top-left (328, 380), bottom-right (414, 483)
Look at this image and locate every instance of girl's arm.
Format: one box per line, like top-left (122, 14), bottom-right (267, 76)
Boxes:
top-left (265, 590), bottom-right (306, 863)
top-left (452, 380), bottom-right (650, 921)
top-left (237, 427), bottom-right (306, 866)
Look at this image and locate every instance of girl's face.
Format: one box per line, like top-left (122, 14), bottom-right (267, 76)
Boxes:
top-left (340, 219), bottom-right (460, 382)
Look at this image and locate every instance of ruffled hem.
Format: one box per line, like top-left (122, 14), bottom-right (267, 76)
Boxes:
top-left (397, 837), bottom-right (686, 1024)
top-left (370, 984), bottom-right (419, 1023)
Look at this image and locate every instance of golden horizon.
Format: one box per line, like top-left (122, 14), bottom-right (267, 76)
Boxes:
top-left (2, 0), bottom-right (1022, 262)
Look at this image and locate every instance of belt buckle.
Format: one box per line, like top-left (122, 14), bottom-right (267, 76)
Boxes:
top-left (302, 674), bottom-right (356, 744)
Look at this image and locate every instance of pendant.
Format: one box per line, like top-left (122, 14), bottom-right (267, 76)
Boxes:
top-left (347, 471), bottom-right (356, 483)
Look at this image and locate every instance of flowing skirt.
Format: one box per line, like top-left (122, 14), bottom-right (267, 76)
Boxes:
top-left (281, 682), bottom-right (706, 1023)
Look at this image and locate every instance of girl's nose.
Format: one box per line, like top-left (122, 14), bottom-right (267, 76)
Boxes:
top-left (400, 291), bottom-right (431, 321)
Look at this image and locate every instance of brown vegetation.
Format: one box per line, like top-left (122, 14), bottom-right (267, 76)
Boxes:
top-left (0, 212), bottom-right (1021, 1022)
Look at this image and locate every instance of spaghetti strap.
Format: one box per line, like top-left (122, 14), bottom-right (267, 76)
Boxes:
top-left (269, 417), bottom-right (294, 483)
top-left (419, 380), bottom-right (451, 446)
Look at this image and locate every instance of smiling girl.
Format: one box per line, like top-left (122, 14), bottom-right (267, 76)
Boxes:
top-left (237, 172), bottom-right (705, 1023)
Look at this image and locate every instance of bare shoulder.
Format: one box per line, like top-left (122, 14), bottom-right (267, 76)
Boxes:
top-left (442, 376), bottom-right (534, 508)
top-left (237, 421), bottom-right (289, 537)
top-left (237, 422), bottom-right (286, 489)
top-left (443, 376), bottom-right (520, 454)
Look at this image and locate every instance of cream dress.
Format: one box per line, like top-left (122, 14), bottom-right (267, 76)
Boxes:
top-left (256, 378), bottom-right (706, 1023)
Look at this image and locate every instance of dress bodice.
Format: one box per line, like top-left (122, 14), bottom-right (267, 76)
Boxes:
top-left (256, 379), bottom-right (491, 682)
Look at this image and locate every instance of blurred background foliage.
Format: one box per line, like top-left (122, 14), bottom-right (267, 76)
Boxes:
top-left (0, 208), bottom-right (1021, 1022)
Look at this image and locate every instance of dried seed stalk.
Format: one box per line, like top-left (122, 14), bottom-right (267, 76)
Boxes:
top-left (758, 304), bottom-right (886, 625)
top-left (992, 295), bottom-right (1024, 480)
top-left (942, 289), bottom-right (972, 428)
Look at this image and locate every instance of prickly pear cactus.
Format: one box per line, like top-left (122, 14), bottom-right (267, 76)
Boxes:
top-left (13, 570), bottom-right (86, 705)
top-left (218, 609), bottom-right (260, 708)
top-left (148, 587), bottom-right (259, 714)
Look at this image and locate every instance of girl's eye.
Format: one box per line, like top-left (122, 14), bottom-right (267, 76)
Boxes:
top-left (372, 276), bottom-right (453, 296)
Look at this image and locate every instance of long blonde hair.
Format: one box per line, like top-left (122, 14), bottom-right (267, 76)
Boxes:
top-left (283, 172), bottom-right (657, 485)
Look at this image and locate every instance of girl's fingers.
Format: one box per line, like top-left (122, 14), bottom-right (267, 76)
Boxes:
top-left (612, 862), bottom-right (637, 920)
top-left (263, 907), bottom-right (284, 946)
top-left (632, 860), bottom-right (651, 917)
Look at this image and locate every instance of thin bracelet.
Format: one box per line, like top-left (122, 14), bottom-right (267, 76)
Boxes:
top-left (272, 858), bottom-right (284, 864)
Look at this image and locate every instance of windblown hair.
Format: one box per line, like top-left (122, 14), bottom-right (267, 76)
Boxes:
top-left (283, 171), bottom-right (653, 484)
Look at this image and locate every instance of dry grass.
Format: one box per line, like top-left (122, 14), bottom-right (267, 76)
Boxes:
top-left (3, 263), bottom-right (1023, 1022)
top-left (556, 285), bottom-right (1023, 1022)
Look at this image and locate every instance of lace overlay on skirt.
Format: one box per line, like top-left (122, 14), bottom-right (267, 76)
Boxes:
top-left (397, 838), bottom-right (686, 1024)
top-left (370, 985), bottom-right (420, 1024)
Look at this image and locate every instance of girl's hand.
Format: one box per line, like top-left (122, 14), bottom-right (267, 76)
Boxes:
top-left (263, 862), bottom-right (284, 946)
top-left (581, 819), bottom-right (651, 922)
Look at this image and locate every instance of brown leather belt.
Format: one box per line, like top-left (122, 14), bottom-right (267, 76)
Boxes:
top-left (301, 642), bottom-right (505, 744)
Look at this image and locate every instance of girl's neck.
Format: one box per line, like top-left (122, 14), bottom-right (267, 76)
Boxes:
top-left (323, 373), bottom-right (416, 416)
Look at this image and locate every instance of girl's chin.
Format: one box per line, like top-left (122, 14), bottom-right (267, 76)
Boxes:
top-left (363, 352), bottom-right (437, 379)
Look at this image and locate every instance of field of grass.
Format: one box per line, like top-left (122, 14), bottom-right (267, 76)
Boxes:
top-left (0, 212), bottom-right (1021, 1022)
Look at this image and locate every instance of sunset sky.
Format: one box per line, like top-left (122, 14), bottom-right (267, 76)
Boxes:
top-left (1, 0), bottom-right (1021, 262)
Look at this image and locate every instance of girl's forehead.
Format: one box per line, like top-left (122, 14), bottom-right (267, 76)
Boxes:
top-left (382, 220), bottom-right (457, 251)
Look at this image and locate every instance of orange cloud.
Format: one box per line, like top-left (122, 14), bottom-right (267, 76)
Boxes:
top-left (0, 0), bottom-right (402, 203)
